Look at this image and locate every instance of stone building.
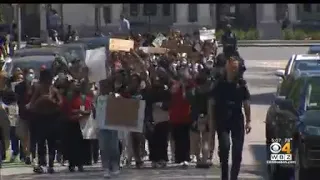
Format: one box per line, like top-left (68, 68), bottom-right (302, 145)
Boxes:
top-left (6, 4), bottom-right (320, 39)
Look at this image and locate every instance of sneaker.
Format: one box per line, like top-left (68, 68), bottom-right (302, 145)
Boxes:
top-left (103, 170), bottom-right (111, 179)
top-left (25, 157), bottom-right (31, 165)
top-left (9, 155), bottom-right (16, 163)
top-left (47, 167), bottom-right (55, 174)
top-left (158, 160), bottom-right (167, 168)
top-left (151, 161), bottom-right (158, 168)
top-left (68, 166), bottom-right (75, 172)
top-left (182, 161), bottom-right (189, 168)
top-left (110, 169), bottom-right (120, 176)
top-left (33, 166), bottom-right (44, 174)
top-left (78, 165), bottom-right (84, 172)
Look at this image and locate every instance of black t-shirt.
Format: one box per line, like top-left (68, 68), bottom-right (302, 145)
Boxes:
top-left (211, 77), bottom-right (250, 121)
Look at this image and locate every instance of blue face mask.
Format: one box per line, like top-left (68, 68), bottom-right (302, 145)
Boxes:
top-left (26, 74), bottom-right (34, 82)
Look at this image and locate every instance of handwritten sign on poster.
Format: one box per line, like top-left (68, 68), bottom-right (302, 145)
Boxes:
top-left (152, 33), bottom-right (167, 47)
top-left (199, 29), bottom-right (216, 41)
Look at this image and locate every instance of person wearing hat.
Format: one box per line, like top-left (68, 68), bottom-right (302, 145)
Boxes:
top-left (221, 24), bottom-right (238, 58)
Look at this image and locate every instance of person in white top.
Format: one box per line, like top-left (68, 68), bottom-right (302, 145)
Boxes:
top-left (119, 14), bottom-right (130, 35)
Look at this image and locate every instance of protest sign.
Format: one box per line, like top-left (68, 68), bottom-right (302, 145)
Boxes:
top-left (162, 39), bottom-right (179, 50)
top-left (152, 104), bottom-right (169, 124)
top-left (194, 42), bottom-right (202, 52)
top-left (177, 45), bottom-right (193, 53)
top-left (199, 29), bottom-right (216, 41)
top-left (80, 113), bottom-right (97, 139)
top-left (85, 47), bottom-right (107, 83)
top-left (96, 95), bottom-right (145, 132)
top-left (139, 47), bottom-right (168, 54)
top-left (152, 33), bottom-right (167, 47)
top-left (109, 38), bottom-right (134, 52)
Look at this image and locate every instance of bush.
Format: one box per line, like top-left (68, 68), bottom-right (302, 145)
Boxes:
top-left (282, 29), bottom-right (295, 40)
top-left (245, 29), bottom-right (259, 40)
top-left (215, 29), bottom-right (223, 40)
top-left (309, 31), bottom-right (320, 40)
top-left (234, 30), bottom-right (246, 40)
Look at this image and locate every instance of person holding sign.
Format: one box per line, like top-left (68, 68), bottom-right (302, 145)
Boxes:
top-left (62, 80), bottom-right (92, 172)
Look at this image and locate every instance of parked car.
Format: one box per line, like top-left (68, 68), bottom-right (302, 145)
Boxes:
top-left (275, 54), bottom-right (320, 95)
top-left (266, 71), bottom-right (320, 180)
top-left (72, 36), bottom-right (109, 50)
top-left (2, 55), bottom-right (60, 78)
top-left (60, 43), bottom-right (87, 62)
top-left (13, 47), bottom-right (62, 58)
top-left (307, 45), bottom-right (320, 54)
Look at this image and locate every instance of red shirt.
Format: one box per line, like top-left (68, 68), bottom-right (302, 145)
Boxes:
top-left (64, 94), bottom-right (93, 121)
top-left (169, 80), bottom-right (195, 124)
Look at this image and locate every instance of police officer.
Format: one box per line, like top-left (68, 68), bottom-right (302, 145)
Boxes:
top-left (209, 56), bottom-right (252, 180)
top-left (221, 24), bottom-right (238, 58)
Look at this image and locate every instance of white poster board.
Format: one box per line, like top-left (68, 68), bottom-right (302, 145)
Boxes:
top-left (85, 47), bottom-right (107, 83)
top-left (199, 29), bottom-right (216, 41)
top-left (96, 95), bottom-right (145, 132)
top-left (80, 113), bottom-right (98, 139)
top-left (139, 47), bottom-right (168, 54)
top-left (152, 33), bottom-right (167, 47)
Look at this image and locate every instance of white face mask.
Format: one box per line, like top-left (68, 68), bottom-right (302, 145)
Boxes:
top-left (140, 81), bottom-right (146, 89)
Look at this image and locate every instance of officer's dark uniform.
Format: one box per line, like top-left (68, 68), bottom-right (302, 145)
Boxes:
top-left (211, 72), bottom-right (250, 180)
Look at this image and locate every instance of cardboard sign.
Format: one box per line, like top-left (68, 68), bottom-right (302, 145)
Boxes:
top-left (96, 95), bottom-right (145, 132)
top-left (199, 29), bottom-right (216, 41)
top-left (85, 47), bottom-right (107, 83)
top-left (177, 45), bottom-right (193, 53)
top-left (109, 38), bottom-right (134, 52)
top-left (162, 39), bottom-right (179, 50)
top-left (139, 47), bottom-right (168, 54)
top-left (152, 33), bottom-right (167, 47)
top-left (188, 52), bottom-right (201, 61)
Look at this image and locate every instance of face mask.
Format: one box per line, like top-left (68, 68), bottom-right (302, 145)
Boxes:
top-left (26, 74), bottom-right (34, 82)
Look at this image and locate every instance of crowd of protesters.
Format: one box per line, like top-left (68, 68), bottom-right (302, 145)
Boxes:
top-left (0, 16), bottom-right (251, 180)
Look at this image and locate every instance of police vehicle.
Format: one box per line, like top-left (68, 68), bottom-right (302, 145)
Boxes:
top-left (266, 70), bottom-right (320, 180)
top-left (275, 54), bottom-right (320, 96)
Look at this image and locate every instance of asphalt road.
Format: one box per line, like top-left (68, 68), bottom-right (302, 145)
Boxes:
top-left (1, 47), bottom-right (301, 179)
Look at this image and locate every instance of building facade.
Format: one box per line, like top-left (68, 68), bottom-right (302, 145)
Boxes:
top-left (10, 4), bottom-right (320, 39)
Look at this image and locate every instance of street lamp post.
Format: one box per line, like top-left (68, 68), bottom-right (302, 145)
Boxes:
top-left (147, 11), bottom-right (151, 32)
top-left (15, 4), bottom-right (21, 49)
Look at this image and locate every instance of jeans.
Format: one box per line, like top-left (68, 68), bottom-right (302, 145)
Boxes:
top-left (10, 126), bottom-right (25, 159)
top-left (98, 129), bottom-right (120, 171)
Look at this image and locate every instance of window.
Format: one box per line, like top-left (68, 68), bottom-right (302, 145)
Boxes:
top-left (103, 6), bottom-right (111, 24)
top-left (303, 4), bottom-right (311, 13)
top-left (143, 4), bottom-right (157, 16)
top-left (130, 4), bottom-right (139, 16)
top-left (188, 4), bottom-right (197, 22)
top-left (288, 78), bottom-right (304, 108)
top-left (162, 4), bottom-right (171, 16)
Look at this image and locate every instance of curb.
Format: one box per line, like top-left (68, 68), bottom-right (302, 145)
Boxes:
top-left (237, 40), bottom-right (320, 44)
top-left (218, 40), bottom-right (320, 47)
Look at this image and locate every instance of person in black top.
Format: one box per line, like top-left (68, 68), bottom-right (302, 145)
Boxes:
top-left (209, 56), bottom-right (252, 180)
top-left (221, 24), bottom-right (238, 58)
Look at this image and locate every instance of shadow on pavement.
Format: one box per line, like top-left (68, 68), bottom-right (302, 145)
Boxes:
top-left (241, 144), bottom-right (267, 178)
top-left (251, 92), bottom-right (275, 105)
